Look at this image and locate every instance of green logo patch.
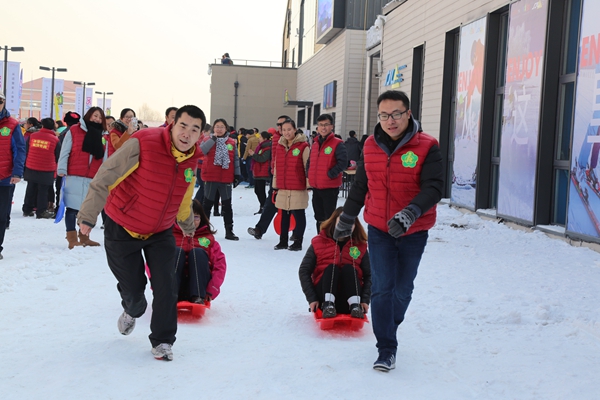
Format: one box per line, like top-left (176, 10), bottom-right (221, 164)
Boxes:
top-left (0, 127), bottom-right (11, 137)
top-left (198, 237), bottom-right (211, 248)
top-left (184, 168), bottom-right (194, 183)
top-left (324, 146), bottom-right (333, 155)
top-left (102, 137), bottom-right (107, 145)
top-left (227, 144), bottom-right (234, 151)
top-left (401, 151), bottom-right (418, 168)
top-left (349, 246), bottom-right (361, 259)
top-left (292, 148), bottom-right (300, 156)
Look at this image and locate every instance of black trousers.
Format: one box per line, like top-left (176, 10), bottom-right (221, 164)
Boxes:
top-left (278, 209), bottom-right (306, 244)
top-left (254, 179), bottom-right (267, 209)
top-left (315, 264), bottom-right (362, 314)
top-left (23, 182), bottom-right (50, 216)
top-left (104, 216), bottom-right (178, 347)
top-left (312, 188), bottom-right (340, 232)
top-left (175, 247), bottom-right (211, 299)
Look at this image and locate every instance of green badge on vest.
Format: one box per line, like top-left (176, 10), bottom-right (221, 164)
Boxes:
top-left (292, 148), bottom-right (300, 156)
top-left (227, 144), bottom-right (233, 151)
top-left (324, 146), bottom-right (333, 155)
top-left (184, 168), bottom-right (194, 183)
top-left (349, 246), bottom-right (361, 259)
top-left (401, 151), bottom-right (418, 168)
top-left (102, 137), bottom-right (107, 145)
top-left (0, 127), bottom-right (10, 137)
top-left (198, 237), bottom-right (210, 248)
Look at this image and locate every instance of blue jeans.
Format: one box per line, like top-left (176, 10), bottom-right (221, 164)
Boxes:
top-left (368, 225), bottom-right (429, 355)
top-left (65, 207), bottom-right (79, 232)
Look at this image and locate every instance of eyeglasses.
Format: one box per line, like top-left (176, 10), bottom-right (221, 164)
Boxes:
top-left (317, 123), bottom-right (332, 128)
top-left (378, 110), bottom-right (408, 121)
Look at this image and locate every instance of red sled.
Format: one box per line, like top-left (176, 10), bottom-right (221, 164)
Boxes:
top-left (313, 308), bottom-right (369, 331)
top-left (177, 300), bottom-right (211, 322)
top-left (273, 209), bottom-right (296, 235)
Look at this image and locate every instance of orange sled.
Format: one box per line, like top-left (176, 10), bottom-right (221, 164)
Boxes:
top-left (313, 308), bottom-right (369, 331)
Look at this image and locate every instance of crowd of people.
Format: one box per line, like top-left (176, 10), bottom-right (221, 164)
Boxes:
top-left (0, 90), bottom-right (444, 373)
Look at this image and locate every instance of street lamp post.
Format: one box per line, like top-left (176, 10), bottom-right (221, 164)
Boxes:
top-left (1, 46), bottom-right (25, 97)
top-left (39, 66), bottom-right (67, 119)
top-left (73, 81), bottom-right (95, 115)
top-left (94, 91), bottom-right (113, 114)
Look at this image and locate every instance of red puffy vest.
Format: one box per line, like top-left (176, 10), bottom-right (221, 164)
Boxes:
top-left (310, 231), bottom-right (367, 285)
top-left (67, 123), bottom-right (105, 178)
top-left (201, 137), bottom-right (236, 183)
top-left (104, 127), bottom-right (200, 235)
top-left (362, 132), bottom-right (438, 235)
top-left (252, 141), bottom-right (271, 178)
top-left (25, 128), bottom-right (59, 172)
top-left (0, 117), bottom-right (19, 180)
top-left (274, 139), bottom-right (308, 190)
top-left (173, 224), bottom-right (216, 255)
top-left (308, 133), bottom-right (343, 189)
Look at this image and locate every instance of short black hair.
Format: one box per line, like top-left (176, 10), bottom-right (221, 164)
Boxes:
top-left (376, 90), bottom-right (410, 109)
top-left (41, 118), bottom-right (56, 130)
top-left (349, 130), bottom-right (356, 137)
top-left (165, 107), bottom-right (178, 117)
top-left (175, 105), bottom-right (207, 131)
top-left (120, 108), bottom-right (136, 119)
top-left (260, 131), bottom-right (271, 140)
top-left (281, 118), bottom-right (296, 130)
top-left (316, 114), bottom-right (333, 124)
top-left (277, 115), bottom-right (291, 121)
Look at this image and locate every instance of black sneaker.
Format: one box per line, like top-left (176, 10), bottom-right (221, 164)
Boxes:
top-left (373, 353), bottom-right (396, 372)
top-left (321, 301), bottom-right (336, 318)
top-left (288, 240), bottom-right (302, 251)
top-left (274, 242), bottom-right (288, 250)
top-left (350, 303), bottom-right (365, 319)
top-left (247, 227), bottom-right (263, 239)
top-left (23, 211), bottom-right (34, 217)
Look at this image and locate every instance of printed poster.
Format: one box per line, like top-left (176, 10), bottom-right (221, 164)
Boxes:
top-left (0, 61), bottom-right (22, 117)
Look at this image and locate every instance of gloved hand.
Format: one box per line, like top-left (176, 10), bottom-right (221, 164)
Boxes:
top-left (233, 175), bottom-right (242, 188)
top-left (387, 204), bottom-right (421, 238)
top-left (333, 212), bottom-right (355, 240)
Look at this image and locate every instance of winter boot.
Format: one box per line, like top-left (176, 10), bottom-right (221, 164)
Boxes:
top-left (322, 301), bottom-right (337, 318)
top-left (79, 231), bottom-right (101, 247)
top-left (66, 231), bottom-right (83, 249)
top-left (247, 227), bottom-right (263, 239)
top-left (190, 296), bottom-right (205, 305)
top-left (274, 241), bottom-right (288, 250)
top-left (350, 303), bottom-right (365, 319)
top-left (225, 225), bottom-right (239, 241)
top-left (288, 238), bottom-right (303, 251)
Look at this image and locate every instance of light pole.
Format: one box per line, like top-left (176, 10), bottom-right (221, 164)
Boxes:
top-left (1, 46), bottom-right (25, 97)
top-left (94, 91), bottom-right (113, 114)
top-left (39, 66), bottom-right (67, 119)
top-left (73, 81), bottom-right (95, 115)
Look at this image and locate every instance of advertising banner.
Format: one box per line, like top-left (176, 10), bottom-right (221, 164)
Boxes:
top-left (567, 0), bottom-right (600, 238)
top-left (0, 61), bottom-right (22, 117)
top-left (497, 0), bottom-right (548, 223)
top-left (40, 78), bottom-right (65, 119)
top-left (450, 16), bottom-right (487, 209)
top-left (105, 98), bottom-right (112, 116)
top-left (75, 87), bottom-right (83, 115)
top-left (84, 88), bottom-right (93, 115)
top-left (41, 78), bottom-right (52, 118)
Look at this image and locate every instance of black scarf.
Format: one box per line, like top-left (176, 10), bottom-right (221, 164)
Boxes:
top-left (82, 121), bottom-right (105, 160)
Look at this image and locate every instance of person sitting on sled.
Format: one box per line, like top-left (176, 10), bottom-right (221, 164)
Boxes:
top-left (299, 207), bottom-right (371, 319)
top-left (172, 199), bottom-right (227, 304)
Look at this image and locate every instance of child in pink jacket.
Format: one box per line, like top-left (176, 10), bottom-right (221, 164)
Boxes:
top-left (172, 199), bottom-right (227, 304)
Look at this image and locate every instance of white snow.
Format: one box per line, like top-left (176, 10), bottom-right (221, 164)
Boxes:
top-left (2, 182), bottom-right (600, 399)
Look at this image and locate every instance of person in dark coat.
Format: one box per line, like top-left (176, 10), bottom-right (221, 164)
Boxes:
top-left (345, 130), bottom-right (361, 166)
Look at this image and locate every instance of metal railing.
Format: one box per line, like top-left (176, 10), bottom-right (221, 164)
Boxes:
top-left (212, 58), bottom-right (296, 68)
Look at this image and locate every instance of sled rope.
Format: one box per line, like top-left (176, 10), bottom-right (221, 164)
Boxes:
top-left (173, 235), bottom-right (186, 274)
top-left (350, 238), bottom-right (362, 312)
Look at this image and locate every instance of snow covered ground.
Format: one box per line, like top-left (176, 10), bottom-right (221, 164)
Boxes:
top-left (2, 182), bottom-right (600, 399)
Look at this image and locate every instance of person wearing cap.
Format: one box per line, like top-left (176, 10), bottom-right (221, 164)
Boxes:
top-left (0, 92), bottom-right (26, 260)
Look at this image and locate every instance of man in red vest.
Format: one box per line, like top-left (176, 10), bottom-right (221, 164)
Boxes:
top-left (334, 91), bottom-right (443, 372)
top-left (77, 105), bottom-right (206, 362)
top-left (0, 92), bottom-right (26, 260)
top-left (307, 113), bottom-right (347, 232)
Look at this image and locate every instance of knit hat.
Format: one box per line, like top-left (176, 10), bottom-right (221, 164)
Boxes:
top-left (64, 111), bottom-right (80, 126)
top-left (0, 93), bottom-right (5, 100)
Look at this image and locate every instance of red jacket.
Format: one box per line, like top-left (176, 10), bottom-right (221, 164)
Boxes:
top-left (0, 117), bottom-right (20, 180)
top-left (104, 126), bottom-right (199, 235)
top-left (67, 123), bottom-right (105, 178)
top-left (201, 137), bottom-right (236, 183)
top-left (25, 128), bottom-right (59, 172)
top-left (363, 132), bottom-right (438, 235)
top-left (252, 140), bottom-right (271, 178)
top-left (310, 231), bottom-right (367, 285)
top-left (172, 224), bottom-right (227, 299)
top-left (274, 139), bottom-right (308, 190)
top-left (308, 133), bottom-right (343, 189)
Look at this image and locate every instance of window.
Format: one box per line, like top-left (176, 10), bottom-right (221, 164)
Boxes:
top-left (411, 44), bottom-right (424, 121)
top-left (313, 104), bottom-right (321, 124)
top-left (297, 109), bottom-right (306, 128)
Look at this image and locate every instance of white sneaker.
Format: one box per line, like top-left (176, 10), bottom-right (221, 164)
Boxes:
top-left (117, 311), bottom-right (136, 335)
top-left (151, 343), bottom-right (174, 361)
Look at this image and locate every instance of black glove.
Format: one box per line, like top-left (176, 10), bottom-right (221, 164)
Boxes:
top-left (387, 204), bottom-right (421, 238)
top-left (333, 212), bottom-right (355, 240)
top-left (233, 175), bottom-right (242, 188)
